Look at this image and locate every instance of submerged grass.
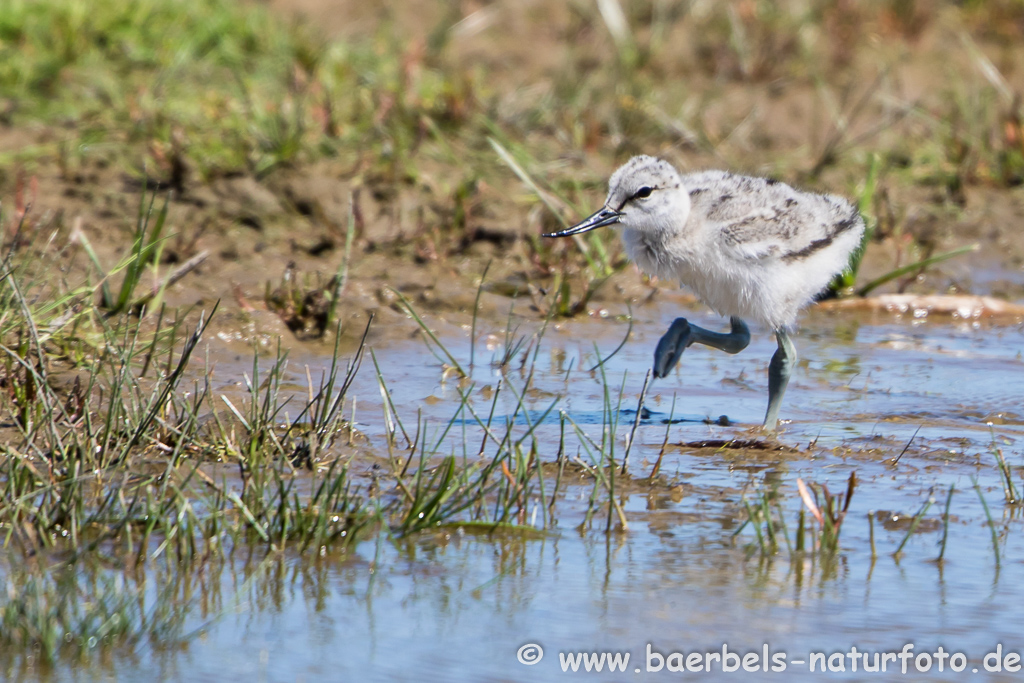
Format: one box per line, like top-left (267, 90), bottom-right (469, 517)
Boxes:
top-left (0, 564), bottom-right (188, 666)
top-left (973, 477), bottom-right (1002, 567)
top-left (738, 472), bottom-right (856, 558)
top-left (377, 291), bottom-right (641, 534)
top-left (0, 215), bottom-right (385, 659)
top-left (893, 490), bottom-right (936, 559)
top-left (990, 429), bottom-right (1021, 505)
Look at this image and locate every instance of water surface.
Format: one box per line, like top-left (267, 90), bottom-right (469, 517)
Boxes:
top-left (22, 300), bottom-right (1024, 682)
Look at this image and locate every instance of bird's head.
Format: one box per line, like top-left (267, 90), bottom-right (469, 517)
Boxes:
top-left (544, 156), bottom-right (690, 239)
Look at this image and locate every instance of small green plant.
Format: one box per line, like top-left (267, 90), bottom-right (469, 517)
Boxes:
top-left (973, 477), bottom-right (1002, 567)
top-left (893, 489), bottom-right (936, 559)
top-left (738, 487), bottom-right (791, 556)
top-left (796, 473), bottom-right (857, 554)
top-left (264, 265), bottom-right (342, 340)
top-left (737, 473), bottom-right (858, 558)
top-left (989, 429), bottom-right (1020, 505)
top-left (937, 483), bottom-right (955, 562)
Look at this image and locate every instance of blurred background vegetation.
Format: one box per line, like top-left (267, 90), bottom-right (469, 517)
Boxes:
top-left (2, 0), bottom-right (1024, 308)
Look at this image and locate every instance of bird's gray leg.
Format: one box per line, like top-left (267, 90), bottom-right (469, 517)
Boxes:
top-left (762, 328), bottom-right (797, 432)
top-left (653, 316), bottom-right (750, 379)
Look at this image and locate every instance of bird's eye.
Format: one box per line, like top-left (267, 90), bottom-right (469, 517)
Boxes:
top-left (634, 186), bottom-right (653, 199)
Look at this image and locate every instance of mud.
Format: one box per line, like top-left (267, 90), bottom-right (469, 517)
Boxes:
top-left (3, 3), bottom-right (1024, 353)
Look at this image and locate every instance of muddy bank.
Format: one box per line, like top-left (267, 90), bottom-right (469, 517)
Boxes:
top-left (4, 1), bottom-right (1024, 352)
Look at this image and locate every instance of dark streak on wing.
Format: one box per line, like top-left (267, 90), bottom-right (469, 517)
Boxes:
top-left (780, 214), bottom-right (860, 262)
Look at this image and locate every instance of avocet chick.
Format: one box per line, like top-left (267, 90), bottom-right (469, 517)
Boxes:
top-left (545, 155), bottom-right (864, 432)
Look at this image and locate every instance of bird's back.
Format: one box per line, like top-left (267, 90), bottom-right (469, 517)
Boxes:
top-left (667, 170), bottom-right (864, 328)
top-left (682, 170), bottom-right (860, 258)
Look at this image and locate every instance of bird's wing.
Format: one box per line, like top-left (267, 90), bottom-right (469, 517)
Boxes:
top-left (683, 171), bottom-right (861, 262)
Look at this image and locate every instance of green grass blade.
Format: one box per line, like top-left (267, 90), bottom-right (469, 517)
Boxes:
top-left (855, 244), bottom-right (979, 298)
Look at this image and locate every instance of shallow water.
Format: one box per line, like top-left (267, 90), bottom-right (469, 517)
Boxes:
top-left (21, 299), bottom-right (1024, 681)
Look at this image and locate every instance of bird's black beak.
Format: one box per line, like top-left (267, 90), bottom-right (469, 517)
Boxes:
top-left (543, 207), bottom-right (621, 238)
